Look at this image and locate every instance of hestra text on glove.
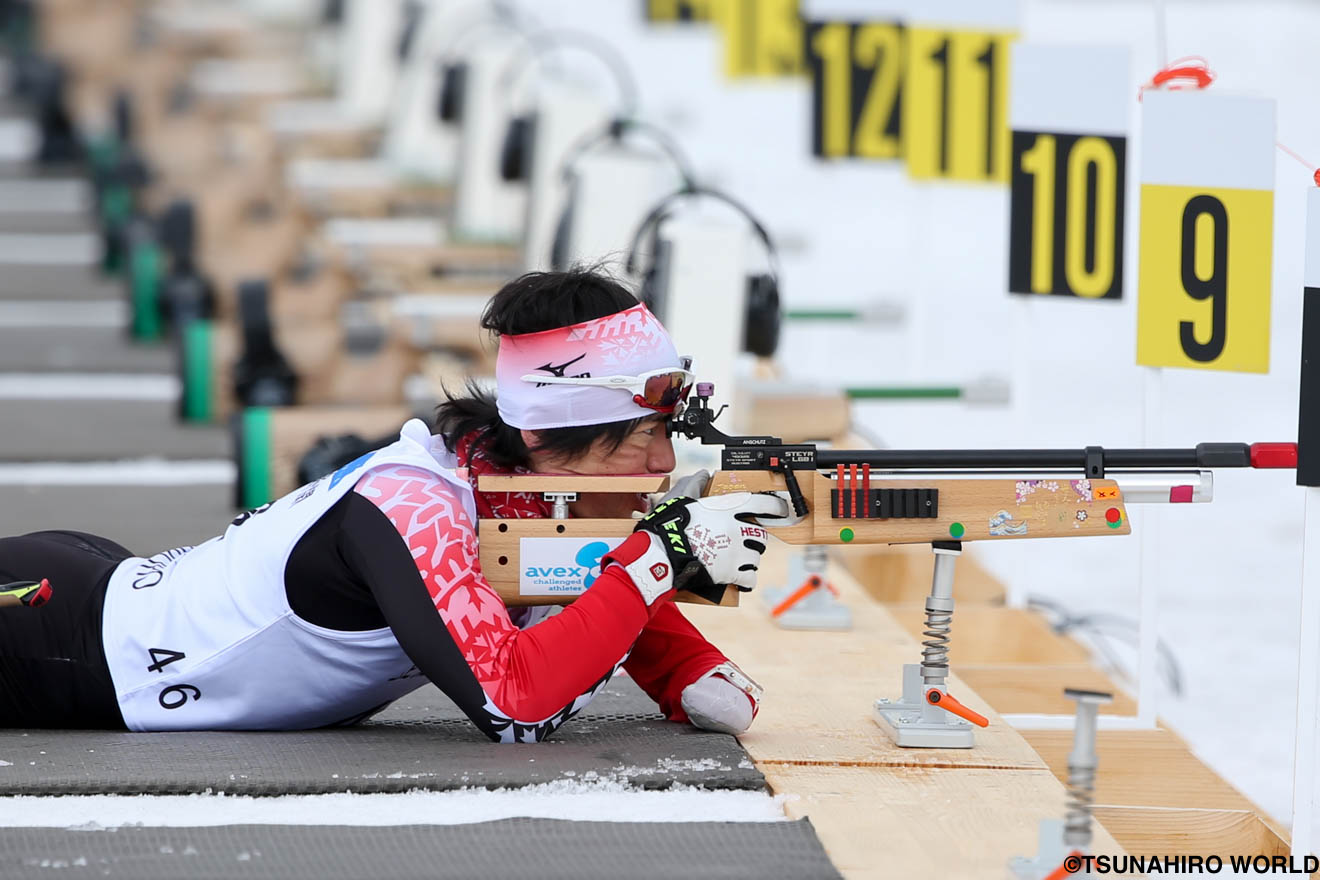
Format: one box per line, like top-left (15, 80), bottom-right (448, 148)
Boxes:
top-left (631, 492), bottom-right (788, 601)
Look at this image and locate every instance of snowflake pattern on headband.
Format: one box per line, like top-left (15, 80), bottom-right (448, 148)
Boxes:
top-left (566, 309), bottom-right (665, 368)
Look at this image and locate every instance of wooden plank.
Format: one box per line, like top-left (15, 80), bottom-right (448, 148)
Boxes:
top-left (267, 406), bottom-right (413, 499)
top-left (887, 605), bottom-right (1092, 665)
top-left (706, 471), bottom-right (1132, 545)
top-left (1022, 729), bottom-right (1265, 815)
top-left (734, 385), bottom-right (852, 442)
top-left (1092, 806), bottom-right (1291, 860)
top-left (958, 664), bottom-right (1137, 716)
top-left (205, 321), bottom-right (418, 421)
top-left (764, 765), bottom-right (1128, 880)
top-left (477, 519), bottom-right (740, 609)
top-left (682, 549), bottom-right (1046, 769)
top-left (294, 183), bottom-right (453, 219)
top-left (324, 240), bottom-right (521, 278)
top-left (477, 475), bottom-right (671, 494)
top-left (838, 544), bottom-right (1006, 604)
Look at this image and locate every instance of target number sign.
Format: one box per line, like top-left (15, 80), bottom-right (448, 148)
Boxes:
top-left (903, 27), bottom-right (1014, 181)
top-left (805, 20), bottom-right (904, 159)
top-left (715, 0), bottom-right (803, 78)
top-left (644, 0), bottom-right (714, 23)
top-left (1008, 133), bottom-right (1127, 298)
top-left (1136, 92), bottom-right (1275, 372)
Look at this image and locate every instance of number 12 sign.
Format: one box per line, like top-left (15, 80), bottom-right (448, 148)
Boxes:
top-left (1137, 91), bottom-right (1275, 372)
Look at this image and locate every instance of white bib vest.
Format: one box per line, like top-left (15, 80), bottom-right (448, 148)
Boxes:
top-left (101, 420), bottom-right (474, 731)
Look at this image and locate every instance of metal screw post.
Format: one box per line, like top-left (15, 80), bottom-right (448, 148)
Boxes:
top-left (544, 492), bottom-right (577, 520)
top-left (920, 543), bottom-right (961, 688)
top-left (1063, 687), bottom-right (1114, 851)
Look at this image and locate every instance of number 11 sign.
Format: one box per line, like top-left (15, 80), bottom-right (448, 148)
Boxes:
top-left (1137, 91), bottom-right (1275, 372)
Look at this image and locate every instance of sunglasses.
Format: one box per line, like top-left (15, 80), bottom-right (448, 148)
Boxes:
top-left (521, 358), bottom-right (696, 414)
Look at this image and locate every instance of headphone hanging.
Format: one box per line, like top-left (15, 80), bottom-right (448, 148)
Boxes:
top-left (496, 29), bottom-right (641, 184)
top-left (549, 118), bottom-right (698, 270)
top-left (624, 185), bottom-right (782, 358)
top-left (433, 2), bottom-right (528, 124)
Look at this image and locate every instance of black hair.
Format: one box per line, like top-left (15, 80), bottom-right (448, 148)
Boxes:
top-left (434, 267), bottom-right (646, 470)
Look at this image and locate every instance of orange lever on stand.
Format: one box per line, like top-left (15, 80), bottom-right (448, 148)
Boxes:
top-left (1043, 850), bottom-right (1085, 880)
top-left (925, 689), bottom-right (989, 728)
top-left (770, 576), bottom-right (822, 618)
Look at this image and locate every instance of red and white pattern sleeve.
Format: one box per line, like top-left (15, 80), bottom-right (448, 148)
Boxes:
top-left (352, 464), bottom-right (657, 742)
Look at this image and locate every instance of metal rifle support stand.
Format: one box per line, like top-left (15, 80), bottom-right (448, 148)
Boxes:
top-left (874, 541), bottom-right (989, 748)
top-left (1009, 688), bottom-right (1112, 879)
top-left (764, 545), bottom-right (852, 630)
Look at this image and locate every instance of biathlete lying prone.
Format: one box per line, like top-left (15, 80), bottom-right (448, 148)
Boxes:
top-left (0, 268), bottom-right (788, 741)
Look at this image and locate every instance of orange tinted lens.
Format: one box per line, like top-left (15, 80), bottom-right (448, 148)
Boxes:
top-left (642, 372), bottom-right (687, 408)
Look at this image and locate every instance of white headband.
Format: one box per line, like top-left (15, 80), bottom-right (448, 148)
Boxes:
top-left (495, 304), bottom-right (682, 430)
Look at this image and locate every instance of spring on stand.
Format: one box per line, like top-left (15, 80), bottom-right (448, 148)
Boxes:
top-left (1063, 764), bottom-right (1096, 849)
top-left (803, 544), bottom-right (828, 575)
top-left (921, 603), bottom-right (951, 675)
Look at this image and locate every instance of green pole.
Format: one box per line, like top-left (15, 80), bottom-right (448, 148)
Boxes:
top-left (241, 408), bottom-right (274, 509)
top-left (129, 240), bottom-right (162, 340)
top-left (844, 386), bottom-right (963, 400)
top-left (182, 320), bottom-right (213, 423)
top-left (783, 309), bottom-right (861, 321)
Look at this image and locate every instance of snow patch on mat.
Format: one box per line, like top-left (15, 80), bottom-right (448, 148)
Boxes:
top-left (0, 782), bottom-right (790, 828)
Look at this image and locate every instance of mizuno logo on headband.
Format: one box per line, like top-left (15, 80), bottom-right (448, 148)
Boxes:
top-left (530, 353), bottom-right (589, 387)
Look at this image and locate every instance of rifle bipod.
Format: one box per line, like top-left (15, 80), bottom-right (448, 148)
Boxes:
top-left (763, 545), bottom-right (851, 630)
top-left (873, 541), bottom-right (989, 748)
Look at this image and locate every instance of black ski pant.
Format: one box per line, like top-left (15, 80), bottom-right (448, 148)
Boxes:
top-left (0, 531), bottom-right (129, 728)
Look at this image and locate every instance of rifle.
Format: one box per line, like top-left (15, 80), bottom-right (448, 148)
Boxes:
top-left (476, 384), bottom-right (1296, 747)
top-left (478, 383), bottom-right (1296, 609)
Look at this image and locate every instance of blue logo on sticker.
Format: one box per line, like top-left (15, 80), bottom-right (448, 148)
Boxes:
top-left (576, 541), bottom-right (610, 588)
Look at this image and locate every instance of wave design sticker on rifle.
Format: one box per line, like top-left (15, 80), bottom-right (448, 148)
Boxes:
top-left (989, 510), bottom-right (1030, 536)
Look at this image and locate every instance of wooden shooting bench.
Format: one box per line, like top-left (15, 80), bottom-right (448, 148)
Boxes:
top-left (682, 547), bottom-right (1126, 878)
top-left (679, 545), bottom-right (1293, 876)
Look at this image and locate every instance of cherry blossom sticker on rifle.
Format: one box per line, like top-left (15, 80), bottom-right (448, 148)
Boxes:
top-left (1015, 479), bottom-right (1059, 504)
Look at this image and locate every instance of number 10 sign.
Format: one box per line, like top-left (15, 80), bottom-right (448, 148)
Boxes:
top-left (1008, 44), bottom-right (1129, 300)
top-left (1137, 91), bottom-right (1276, 372)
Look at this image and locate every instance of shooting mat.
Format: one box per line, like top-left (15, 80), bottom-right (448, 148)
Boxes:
top-left (0, 680), bottom-right (766, 796)
top-left (0, 819), bottom-right (842, 880)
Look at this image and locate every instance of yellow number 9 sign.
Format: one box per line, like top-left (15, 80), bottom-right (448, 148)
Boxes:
top-left (1137, 92), bottom-right (1276, 373)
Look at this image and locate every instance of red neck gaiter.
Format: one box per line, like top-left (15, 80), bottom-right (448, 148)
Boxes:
top-left (455, 433), bottom-right (551, 520)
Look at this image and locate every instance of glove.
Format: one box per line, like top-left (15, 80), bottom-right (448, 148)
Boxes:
top-left (630, 488), bottom-right (788, 603)
top-left (681, 662), bottom-right (763, 735)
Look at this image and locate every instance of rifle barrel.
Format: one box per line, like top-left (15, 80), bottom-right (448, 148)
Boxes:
top-left (815, 443), bottom-right (1256, 471)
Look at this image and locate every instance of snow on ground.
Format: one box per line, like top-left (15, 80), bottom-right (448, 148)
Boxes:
top-left (0, 783), bottom-right (790, 828)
